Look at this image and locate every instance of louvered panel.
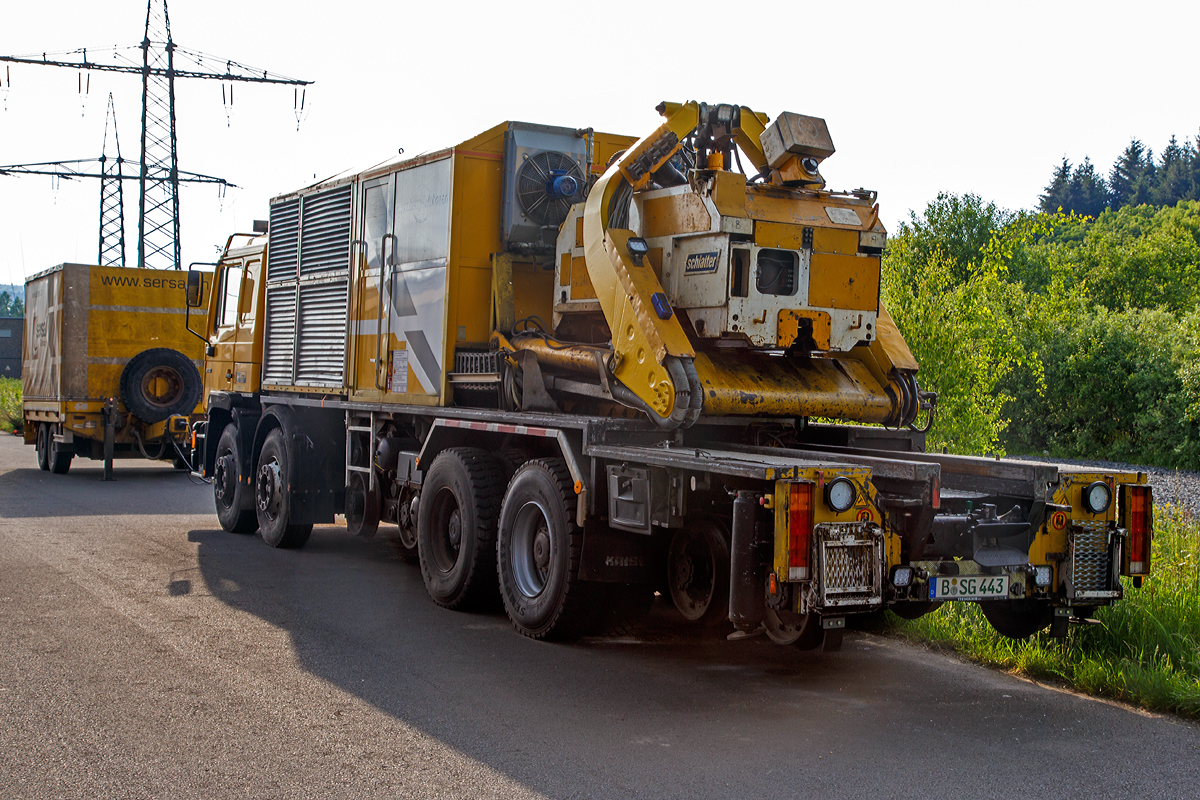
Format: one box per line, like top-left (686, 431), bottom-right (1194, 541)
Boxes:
top-left (295, 279), bottom-right (348, 386)
top-left (263, 284), bottom-right (297, 385)
top-left (299, 185), bottom-right (352, 276)
top-left (267, 199), bottom-right (300, 282)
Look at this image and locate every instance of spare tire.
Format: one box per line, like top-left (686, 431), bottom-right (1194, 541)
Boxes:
top-left (119, 347), bottom-right (203, 423)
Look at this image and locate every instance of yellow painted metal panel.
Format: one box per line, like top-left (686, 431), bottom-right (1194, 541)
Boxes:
top-left (511, 261), bottom-right (554, 333)
top-left (569, 256), bottom-right (596, 299)
top-left (777, 310), bottom-right (831, 350)
top-left (873, 302), bottom-right (919, 371)
top-left (755, 220), bottom-right (806, 249)
top-left (808, 253), bottom-right (880, 311)
top-left (710, 171), bottom-right (747, 217)
top-left (642, 193), bottom-right (710, 238)
top-left (812, 227), bottom-right (858, 256)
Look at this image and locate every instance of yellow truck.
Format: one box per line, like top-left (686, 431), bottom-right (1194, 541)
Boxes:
top-left (187, 102), bottom-right (1153, 645)
top-left (22, 263), bottom-right (210, 474)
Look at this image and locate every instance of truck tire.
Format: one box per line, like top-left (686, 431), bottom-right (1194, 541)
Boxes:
top-left (763, 608), bottom-right (824, 650)
top-left (980, 599), bottom-right (1053, 639)
top-left (213, 424), bottom-right (257, 534)
top-left (417, 448), bottom-right (504, 610)
top-left (47, 424), bottom-right (73, 474)
top-left (254, 428), bottom-right (313, 548)
top-left (496, 458), bottom-right (590, 639)
top-left (119, 347), bottom-right (203, 424)
top-left (667, 518), bottom-right (730, 625)
top-left (36, 423), bottom-right (50, 471)
top-left (346, 471), bottom-right (380, 538)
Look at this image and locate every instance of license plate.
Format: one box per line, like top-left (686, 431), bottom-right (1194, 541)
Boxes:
top-left (929, 574), bottom-right (1009, 600)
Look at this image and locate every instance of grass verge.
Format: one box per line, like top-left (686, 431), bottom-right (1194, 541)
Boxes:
top-left (0, 377), bottom-right (21, 433)
top-left (888, 506), bottom-right (1200, 719)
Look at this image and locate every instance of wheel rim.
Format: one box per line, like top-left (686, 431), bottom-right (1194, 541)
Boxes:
top-left (429, 487), bottom-right (464, 572)
top-left (256, 458), bottom-right (283, 521)
top-left (763, 608), bottom-right (802, 645)
top-left (140, 366), bottom-right (185, 409)
top-left (510, 500), bottom-right (553, 599)
top-left (668, 528), bottom-right (717, 620)
top-left (398, 493), bottom-right (419, 550)
top-left (214, 450), bottom-right (236, 509)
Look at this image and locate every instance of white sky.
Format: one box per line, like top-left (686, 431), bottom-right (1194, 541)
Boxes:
top-left (1, 0), bottom-right (1196, 286)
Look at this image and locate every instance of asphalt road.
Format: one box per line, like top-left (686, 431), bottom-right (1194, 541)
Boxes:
top-left (2, 433), bottom-right (1198, 800)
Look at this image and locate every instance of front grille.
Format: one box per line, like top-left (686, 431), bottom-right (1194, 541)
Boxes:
top-left (815, 522), bottom-right (883, 607)
top-left (1068, 521), bottom-right (1116, 597)
top-left (454, 351), bottom-right (499, 374)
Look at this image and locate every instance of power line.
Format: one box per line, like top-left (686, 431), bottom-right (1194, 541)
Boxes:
top-left (0, 0), bottom-right (312, 269)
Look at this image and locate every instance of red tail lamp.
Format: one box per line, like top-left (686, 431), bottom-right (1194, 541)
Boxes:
top-left (1128, 485), bottom-right (1151, 575)
top-left (788, 482), bottom-right (814, 581)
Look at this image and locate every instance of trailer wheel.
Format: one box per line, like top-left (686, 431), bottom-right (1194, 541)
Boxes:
top-left (36, 423), bottom-right (50, 471)
top-left (119, 347), bottom-right (202, 424)
top-left (980, 599), bottom-right (1053, 639)
top-left (667, 518), bottom-right (730, 625)
top-left (47, 424), bottom-right (73, 474)
top-left (255, 428), bottom-right (312, 548)
top-left (346, 471), bottom-right (380, 539)
top-left (763, 608), bottom-right (825, 650)
top-left (417, 448), bottom-right (504, 609)
top-left (213, 425), bottom-right (257, 534)
top-left (497, 458), bottom-right (588, 639)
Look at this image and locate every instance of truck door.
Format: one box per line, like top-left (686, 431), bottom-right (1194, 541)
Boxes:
top-left (232, 257), bottom-right (259, 393)
top-left (209, 259), bottom-right (245, 393)
top-left (354, 160), bottom-right (450, 401)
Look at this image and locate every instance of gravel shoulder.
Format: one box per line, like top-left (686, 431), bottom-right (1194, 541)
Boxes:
top-left (1008, 454), bottom-right (1200, 519)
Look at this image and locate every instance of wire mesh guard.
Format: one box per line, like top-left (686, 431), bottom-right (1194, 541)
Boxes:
top-left (516, 151), bottom-right (583, 227)
top-left (1067, 520), bottom-right (1116, 596)
top-left (815, 523), bottom-right (884, 607)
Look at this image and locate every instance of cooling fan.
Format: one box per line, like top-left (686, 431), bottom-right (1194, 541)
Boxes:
top-left (515, 151), bottom-right (584, 227)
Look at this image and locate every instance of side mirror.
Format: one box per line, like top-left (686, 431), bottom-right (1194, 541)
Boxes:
top-left (186, 269), bottom-right (203, 308)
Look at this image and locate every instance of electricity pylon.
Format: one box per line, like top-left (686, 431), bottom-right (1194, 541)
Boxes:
top-left (0, 0), bottom-right (312, 269)
top-left (99, 94), bottom-right (126, 267)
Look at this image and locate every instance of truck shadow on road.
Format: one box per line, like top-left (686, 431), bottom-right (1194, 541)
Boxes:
top-left (0, 465), bottom-right (213, 517)
top-left (180, 523), bottom-right (1098, 799)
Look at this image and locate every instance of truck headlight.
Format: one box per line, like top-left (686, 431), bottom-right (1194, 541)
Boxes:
top-left (1084, 481), bottom-right (1111, 514)
top-left (1034, 565), bottom-right (1053, 587)
top-left (825, 477), bottom-right (857, 513)
top-left (891, 566), bottom-right (913, 587)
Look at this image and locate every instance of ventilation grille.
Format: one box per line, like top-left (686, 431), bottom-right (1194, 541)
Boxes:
top-left (262, 285), bottom-right (297, 385)
top-left (1069, 521), bottom-right (1113, 594)
top-left (267, 199), bottom-right (299, 282)
top-left (816, 523), bottom-right (883, 607)
top-left (295, 279), bottom-right (349, 386)
top-left (300, 185), bottom-right (352, 276)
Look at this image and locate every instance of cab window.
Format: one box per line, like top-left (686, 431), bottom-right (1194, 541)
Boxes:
top-left (218, 262), bottom-right (244, 328)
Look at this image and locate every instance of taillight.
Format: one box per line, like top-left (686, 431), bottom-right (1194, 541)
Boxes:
top-left (1128, 485), bottom-right (1151, 575)
top-left (788, 482), bottom-right (813, 581)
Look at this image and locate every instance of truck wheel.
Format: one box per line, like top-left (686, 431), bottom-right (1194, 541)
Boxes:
top-left (346, 471), bottom-right (380, 538)
top-left (763, 608), bottom-right (825, 650)
top-left (213, 424), bottom-right (257, 534)
top-left (417, 448), bottom-right (503, 609)
top-left (667, 518), bottom-right (730, 625)
top-left (119, 347), bottom-right (203, 424)
top-left (47, 424), bottom-right (73, 474)
top-left (255, 428), bottom-right (313, 548)
top-left (396, 488), bottom-right (419, 561)
top-left (36, 423), bottom-right (50, 471)
top-left (980, 599), bottom-right (1053, 639)
top-left (496, 458), bottom-right (588, 639)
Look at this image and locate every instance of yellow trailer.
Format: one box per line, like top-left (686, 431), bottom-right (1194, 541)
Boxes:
top-left (22, 263), bottom-right (211, 473)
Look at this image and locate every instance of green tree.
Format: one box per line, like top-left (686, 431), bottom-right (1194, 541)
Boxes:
top-left (0, 292), bottom-right (24, 317)
top-left (1109, 139), bottom-right (1155, 209)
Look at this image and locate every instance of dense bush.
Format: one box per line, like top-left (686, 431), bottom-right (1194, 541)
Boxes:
top-left (884, 194), bottom-right (1200, 467)
top-left (0, 377), bottom-right (21, 434)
